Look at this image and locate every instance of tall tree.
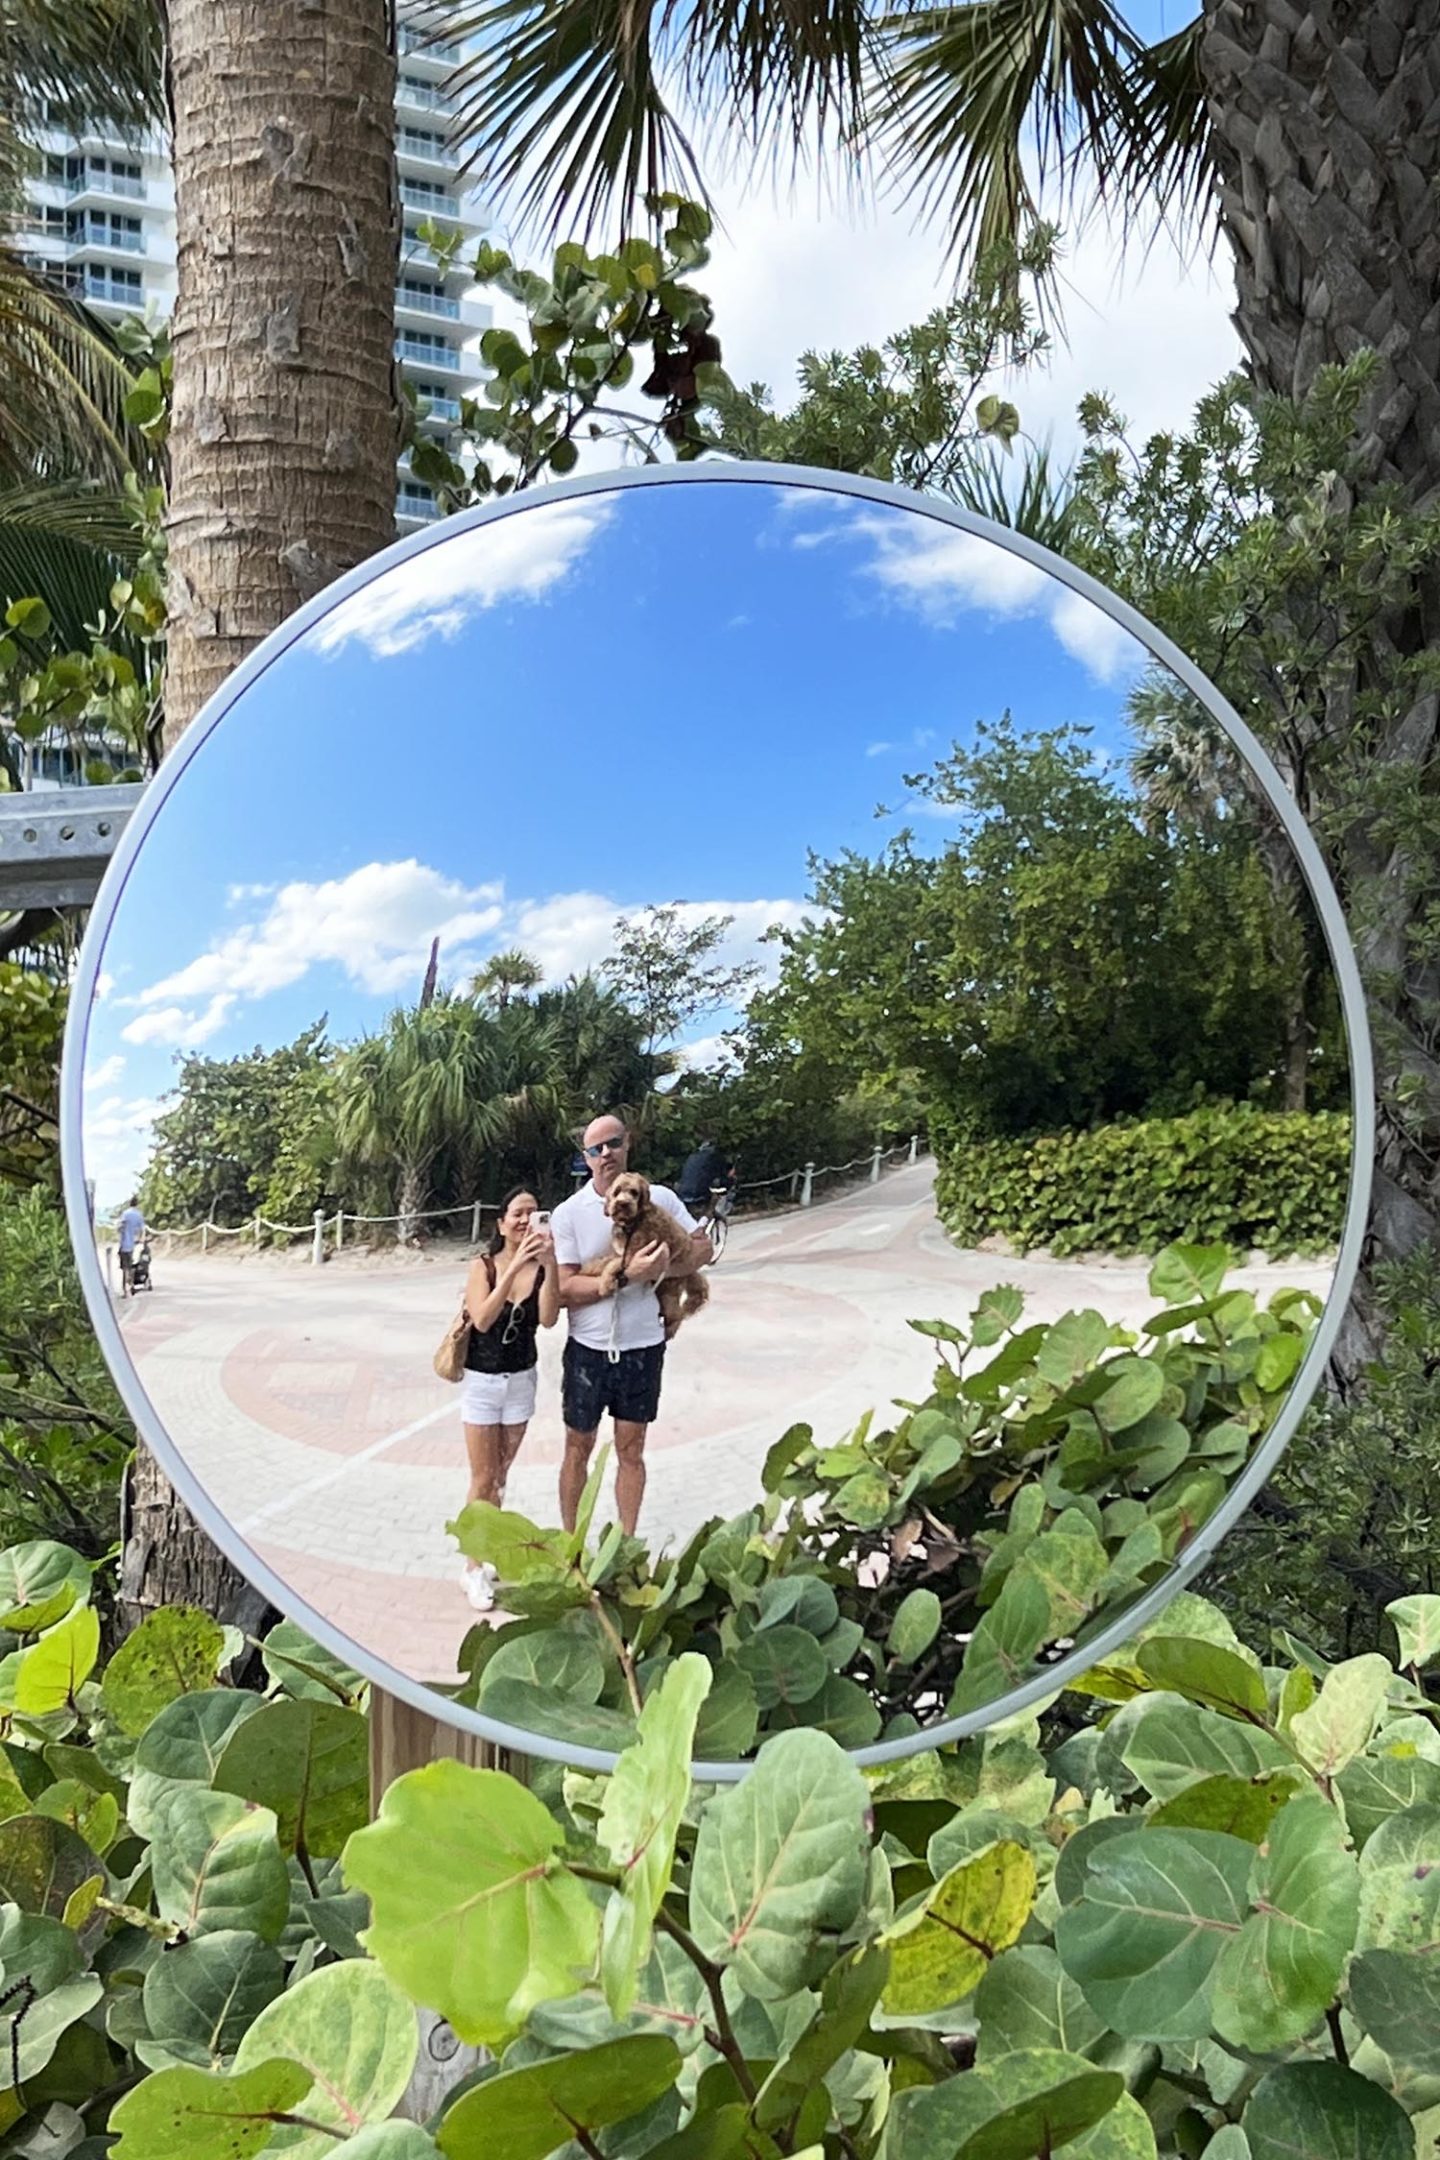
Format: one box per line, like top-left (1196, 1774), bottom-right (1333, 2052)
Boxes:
top-left (443, 0), bottom-right (1440, 1362)
top-left (123, 0), bottom-right (401, 1630)
top-left (602, 902), bottom-right (761, 1060)
top-left (161, 0), bottom-right (400, 734)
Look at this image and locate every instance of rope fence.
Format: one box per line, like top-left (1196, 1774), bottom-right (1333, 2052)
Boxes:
top-left (103, 1134), bottom-right (930, 1267)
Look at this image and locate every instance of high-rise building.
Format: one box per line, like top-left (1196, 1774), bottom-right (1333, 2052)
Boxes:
top-left (13, 3), bottom-right (491, 535)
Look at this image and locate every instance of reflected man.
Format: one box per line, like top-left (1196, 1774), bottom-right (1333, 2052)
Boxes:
top-left (551, 1113), bottom-right (711, 1534)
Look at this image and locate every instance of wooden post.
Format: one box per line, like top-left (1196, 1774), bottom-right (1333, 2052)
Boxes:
top-left (370, 1686), bottom-right (518, 2122)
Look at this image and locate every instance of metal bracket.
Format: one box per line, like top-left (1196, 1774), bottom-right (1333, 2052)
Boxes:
top-left (0, 784), bottom-right (146, 911)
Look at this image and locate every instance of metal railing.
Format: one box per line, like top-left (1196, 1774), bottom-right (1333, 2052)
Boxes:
top-left (78, 269), bottom-right (143, 305)
top-left (395, 335), bottom-right (458, 369)
top-left (396, 75), bottom-right (455, 113)
top-left (398, 27), bottom-right (463, 63)
top-left (74, 217), bottom-right (144, 251)
top-left (398, 128), bottom-right (451, 161)
top-left (112, 1137), bottom-right (930, 1270)
top-left (395, 283), bottom-right (459, 318)
top-left (66, 169), bottom-right (146, 200)
top-left (399, 183), bottom-right (457, 215)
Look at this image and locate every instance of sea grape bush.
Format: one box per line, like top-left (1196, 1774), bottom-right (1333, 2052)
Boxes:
top-left (450, 1245), bottom-right (1323, 1752)
top-left (933, 1105), bottom-right (1351, 1261)
top-left (0, 1530), bottom-right (1438, 2157)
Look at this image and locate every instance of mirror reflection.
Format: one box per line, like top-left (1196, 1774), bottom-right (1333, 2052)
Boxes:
top-left (80, 478), bottom-right (1350, 1756)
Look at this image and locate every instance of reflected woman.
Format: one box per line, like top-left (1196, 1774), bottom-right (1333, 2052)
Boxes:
top-left (459, 1187), bottom-right (559, 1612)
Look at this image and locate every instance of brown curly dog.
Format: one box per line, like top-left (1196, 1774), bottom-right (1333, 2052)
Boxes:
top-left (581, 1170), bottom-right (710, 1340)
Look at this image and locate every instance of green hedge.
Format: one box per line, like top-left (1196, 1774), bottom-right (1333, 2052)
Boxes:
top-left (934, 1102), bottom-right (1352, 1257)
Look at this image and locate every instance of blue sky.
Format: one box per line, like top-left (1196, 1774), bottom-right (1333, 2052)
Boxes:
top-left (82, 478), bottom-right (1147, 1203)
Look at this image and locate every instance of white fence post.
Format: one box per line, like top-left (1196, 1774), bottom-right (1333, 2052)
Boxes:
top-left (471, 1200), bottom-right (481, 1244)
top-left (336, 1208), bottom-right (345, 1252)
top-left (201, 1221), bottom-right (209, 1254)
top-left (870, 1144), bottom-right (883, 1184)
top-left (801, 1162), bottom-right (815, 1208)
top-left (104, 1245), bottom-right (114, 1296)
top-left (908, 1132), bottom-right (919, 1164)
top-left (312, 1209), bottom-right (325, 1266)
top-left (253, 1216), bottom-right (262, 1249)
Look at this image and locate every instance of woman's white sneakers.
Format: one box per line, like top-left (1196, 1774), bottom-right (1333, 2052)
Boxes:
top-left (462, 1562), bottom-right (499, 1613)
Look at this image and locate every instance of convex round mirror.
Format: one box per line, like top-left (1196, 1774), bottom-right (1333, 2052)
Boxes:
top-left (65, 465), bottom-right (1372, 1778)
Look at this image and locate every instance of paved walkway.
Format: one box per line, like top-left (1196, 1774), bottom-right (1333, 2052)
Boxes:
top-left (114, 1164), bottom-right (1335, 1687)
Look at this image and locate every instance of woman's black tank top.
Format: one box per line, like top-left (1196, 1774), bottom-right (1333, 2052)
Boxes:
top-left (464, 1258), bottom-right (542, 1374)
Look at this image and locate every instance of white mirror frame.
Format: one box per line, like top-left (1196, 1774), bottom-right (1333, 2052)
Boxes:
top-left (61, 461), bottom-right (1376, 1781)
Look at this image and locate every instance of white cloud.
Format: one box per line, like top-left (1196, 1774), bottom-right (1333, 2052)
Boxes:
top-left (84, 1092), bottom-right (165, 1207)
top-left (84, 1053), bottom-right (125, 1092)
top-left (313, 496), bottom-right (616, 658)
top-left (509, 892), bottom-right (813, 989)
top-left (121, 863), bottom-right (816, 1048)
top-left (674, 1032), bottom-right (730, 1072)
top-left (128, 861), bottom-right (506, 1017)
top-left (121, 995), bottom-right (236, 1048)
top-left (94, 970), bottom-right (115, 1004)
top-left (699, 176), bottom-right (1240, 463)
top-left (834, 512), bottom-right (1145, 686)
top-left (866, 740), bottom-right (894, 757)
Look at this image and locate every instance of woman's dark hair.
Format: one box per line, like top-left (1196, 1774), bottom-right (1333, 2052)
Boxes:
top-left (487, 1185), bottom-right (538, 1256)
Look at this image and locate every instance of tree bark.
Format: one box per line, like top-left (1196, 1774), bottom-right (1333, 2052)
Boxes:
top-left (162, 0), bottom-right (400, 740)
top-left (1200, 0), bottom-right (1440, 1375)
top-left (130, 0), bottom-right (401, 1629)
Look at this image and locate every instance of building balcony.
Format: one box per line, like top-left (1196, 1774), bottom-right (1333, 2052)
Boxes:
top-left (397, 25), bottom-right (464, 67)
top-left (65, 167), bottom-right (146, 202)
top-left (396, 74), bottom-right (456, 116)
top-left (70, 217), bottom-right (146, 256)
top-left (395, 335), bottom-right (460, 370)
top-left (400, 181), bottom-right (459, 220)
top-left (77, 268), bottom-right (145, 309)
top-left (397, 128), bottom-right (454, 172)
top-left (395, 282), bottom-right (460, 320)
top-left (397, 484), bottom-right (442, 523)
top-left (416, 392), bottom-right (462, 425)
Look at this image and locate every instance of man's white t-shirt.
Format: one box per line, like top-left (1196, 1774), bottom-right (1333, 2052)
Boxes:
top-left (118, 1207), bottom-right (144, 1253)
top-left (551, 1181), bottom-right (698, 1353)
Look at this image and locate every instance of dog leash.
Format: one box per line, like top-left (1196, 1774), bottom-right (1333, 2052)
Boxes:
top-left (607, 1222), bottom-right (639, 1365)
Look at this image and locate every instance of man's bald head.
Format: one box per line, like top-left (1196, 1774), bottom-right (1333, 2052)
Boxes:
top-left (581, 1112), bottom-right (631, 1191)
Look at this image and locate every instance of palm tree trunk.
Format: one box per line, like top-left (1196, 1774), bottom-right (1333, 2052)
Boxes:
top-left (162, 0), bottom-right (400, 739)
top-left (124, 0), bottom-right (401, 1634)
top-left (398, 1161), bottom-right (427, 1245)
top-left (1200, 0), bottom-right (1440, 1373)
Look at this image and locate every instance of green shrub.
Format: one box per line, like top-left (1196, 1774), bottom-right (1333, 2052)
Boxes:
top-left (451, 1244), bottom-right (1322, 1753)
top-left (0, 1187), bottom-right (132, 1557)
top-left (3, 1532), bottom-right (1438, 2159)
top-left (934, 1102), bottom-right (1351, 1257)
top-left (1205, 1247), bottom-right (1440, 1661)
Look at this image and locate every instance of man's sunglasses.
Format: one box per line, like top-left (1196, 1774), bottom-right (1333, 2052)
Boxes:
top-left (583, 1136), bottom-right (627, 1159)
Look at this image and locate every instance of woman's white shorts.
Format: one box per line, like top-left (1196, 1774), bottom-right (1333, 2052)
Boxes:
top-left (460, 1365), bottom-right (538, 1427)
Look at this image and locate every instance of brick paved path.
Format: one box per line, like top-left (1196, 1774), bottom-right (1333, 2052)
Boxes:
top-left (114, 1164), bottom-right (1334, 1688)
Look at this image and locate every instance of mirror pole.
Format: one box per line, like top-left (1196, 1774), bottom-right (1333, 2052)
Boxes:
top-left (368, 1682), bottom-right (524, 1812)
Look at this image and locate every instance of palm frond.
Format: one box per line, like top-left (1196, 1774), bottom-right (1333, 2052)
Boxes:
top-left (0, 253), bottom-right (157, 488)
top-left (440, 0), bottom-right (871, 238)
top-left (949, 438), bottom-right (1075, 551)
top-left (872, 0), bottom-right (1204, 278)
top-left (0, 0), bottom-right (165, 139)
top-left (0, 478), bottom-right (142, 646)
top-left (1111, 18), bottom-right (1216, 251)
